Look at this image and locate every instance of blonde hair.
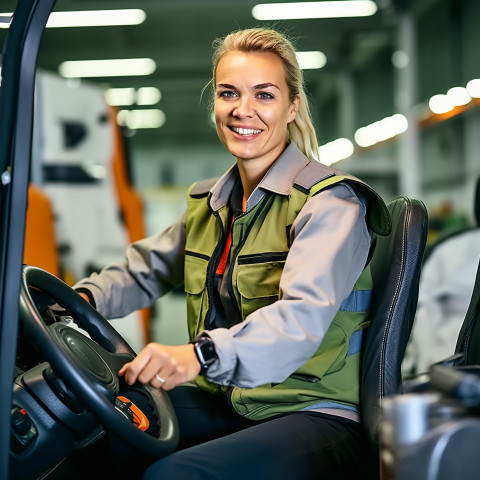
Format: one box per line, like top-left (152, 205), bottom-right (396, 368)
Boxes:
top-left (211, 28), bottom-right (319, 160)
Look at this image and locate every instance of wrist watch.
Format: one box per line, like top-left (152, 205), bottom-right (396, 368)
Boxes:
top-left (191, 335), bottom-right (217, 375)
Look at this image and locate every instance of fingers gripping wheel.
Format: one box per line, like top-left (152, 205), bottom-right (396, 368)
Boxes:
top-left (19, 265), bottom-right (179, 457)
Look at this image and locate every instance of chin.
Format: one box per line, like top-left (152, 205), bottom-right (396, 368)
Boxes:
top-left (230, 150), bottom-right (259, 161)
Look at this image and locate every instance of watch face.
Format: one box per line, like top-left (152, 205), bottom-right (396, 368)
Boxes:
top-left (195, 338), bottom-right (217, 370)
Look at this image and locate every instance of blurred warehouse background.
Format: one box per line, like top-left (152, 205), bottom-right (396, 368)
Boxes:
top-left (1, 0), bottom-right (479, 355)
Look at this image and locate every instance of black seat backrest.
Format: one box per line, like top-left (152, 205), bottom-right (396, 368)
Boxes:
top-left (454, 257), bottom-right (480, 365)
top-left (360, 196), bottom-right (428, 446)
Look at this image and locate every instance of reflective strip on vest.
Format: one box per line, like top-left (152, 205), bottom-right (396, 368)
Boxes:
top-left (339, 289), bottom-right (372, 312)
top-left (301, 400), bottom-right (359, 414)
top-left (346, 329), bottom-right (364, 358)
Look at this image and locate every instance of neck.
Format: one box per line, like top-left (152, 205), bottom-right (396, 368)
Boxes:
top-left (235, 142), bottom-right (288, 199)
top-left (236, 158), bottom-right (269, 200)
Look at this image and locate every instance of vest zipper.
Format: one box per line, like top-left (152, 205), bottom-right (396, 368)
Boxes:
top-left (237, 251), bottom-right (288, 265)
top-left (203, 204), bottom-right (226, 330)
top-left (185, 250), bottom-right (210, 261)
top-left (226, 195), bottom-right (271, 310)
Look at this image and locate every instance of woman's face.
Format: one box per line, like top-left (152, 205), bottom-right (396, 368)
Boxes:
top-left (214, 51), bottom-right (299, 167)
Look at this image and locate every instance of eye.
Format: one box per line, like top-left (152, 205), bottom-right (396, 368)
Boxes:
top-left (256, 92), bottom-right (274, 100)
top-left (218, 90), bottom-right (237, 99)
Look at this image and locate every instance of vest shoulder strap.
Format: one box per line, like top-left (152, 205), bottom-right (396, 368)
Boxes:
top-left (292, 160), bottom-right (391, 236)
top-left (293, 160), bottom-right (336, 193)
top-left (188, 177), bottom-right (220, 199)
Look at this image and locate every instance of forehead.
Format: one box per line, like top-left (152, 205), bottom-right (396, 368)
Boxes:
top-left (215, 51), bottom-right (287, 86)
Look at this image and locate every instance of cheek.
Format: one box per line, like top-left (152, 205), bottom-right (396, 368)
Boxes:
top-left (213, 107), bottom-right (227, 140)
top-left (260, 108), bottom-right (291, 130)
top-left (214, 103), bottom-right (228, 125)
top-left (213, 107), bottom-right (222, 130)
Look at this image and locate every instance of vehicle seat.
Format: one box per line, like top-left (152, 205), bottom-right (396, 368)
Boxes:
top-left (454, 257), bottom-right (480, 365)
top-left (422, 176), bottom-right (480, 264)
top-left (403, 177), bottom-right (480, 374)
top-left (360, 195), bottom-right (428, 451)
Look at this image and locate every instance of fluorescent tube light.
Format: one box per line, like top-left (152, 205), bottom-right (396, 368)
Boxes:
top-left (47, 9), bottom-right (146, 27)
top-left (117, 109), bottom-right (166, 129)
top-left (319, 138), bottom-right (354, 165)
top-left (446, 87), bottom-right (471, 107)
top-left (105, 88), bottom-right (136, 106)
top-left (466, 79), bottom-right (480, 98)
top-left (137, 87), bottom-right (162, 105)
top-left (59, 58), bottom-right (156, 78)
top-left (106, 87), bottom-right (162, 106)
top-left (428, 94), bottom-right (454, 115)
top-left (0, 10), bottom-right (146, 29)
top-left (355, 114), bottom-right (408, 148)
top-left (252, 1), bottom-right (377, 20)
top-left (296, 51), bottom-right (327, 69)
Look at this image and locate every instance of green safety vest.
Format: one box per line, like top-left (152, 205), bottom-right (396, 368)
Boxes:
top-left (184, 160), bottom-right (390, 420)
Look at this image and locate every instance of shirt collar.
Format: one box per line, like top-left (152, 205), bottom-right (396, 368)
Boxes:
top-left (209, 142), bottom-right (311, 211)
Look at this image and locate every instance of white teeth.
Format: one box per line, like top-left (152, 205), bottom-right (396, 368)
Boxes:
top-left (232, 127), bottom-right (261, 136)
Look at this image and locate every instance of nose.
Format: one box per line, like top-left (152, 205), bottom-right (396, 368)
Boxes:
top-left (232, 96), bottom-right (254, 118)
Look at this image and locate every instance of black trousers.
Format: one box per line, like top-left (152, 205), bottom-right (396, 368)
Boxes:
top-left (143, 385), bottom-right (378, 480)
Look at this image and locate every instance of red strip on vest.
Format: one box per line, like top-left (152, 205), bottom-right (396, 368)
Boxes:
top-left (216, 216), bottom-right (235, 276)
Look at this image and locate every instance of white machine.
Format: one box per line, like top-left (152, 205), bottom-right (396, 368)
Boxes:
top-left (30, 71), bottom-right (147, 352)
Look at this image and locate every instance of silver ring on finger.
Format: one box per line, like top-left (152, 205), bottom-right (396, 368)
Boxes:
top-left (155, 374), bottom-right (166, 384)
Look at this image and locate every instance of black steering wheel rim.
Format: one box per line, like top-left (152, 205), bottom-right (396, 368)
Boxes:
top-left (19, 265), bottom-right (179, 458)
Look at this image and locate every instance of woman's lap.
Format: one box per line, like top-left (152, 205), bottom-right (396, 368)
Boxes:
top-left (143, 385), bottom-right (377, 480)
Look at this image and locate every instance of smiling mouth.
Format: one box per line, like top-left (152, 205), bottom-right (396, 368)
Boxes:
top-left (229, 126), bottom-right (262, 136)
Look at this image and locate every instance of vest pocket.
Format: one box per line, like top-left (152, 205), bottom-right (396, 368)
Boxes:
top-left (184, 253), bottom-right (209, 338)
top-left (236, 254), bottom-right (286, 318)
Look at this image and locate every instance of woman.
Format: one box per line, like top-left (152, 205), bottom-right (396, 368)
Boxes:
top-left (75, 27), bottom-right (389, 479)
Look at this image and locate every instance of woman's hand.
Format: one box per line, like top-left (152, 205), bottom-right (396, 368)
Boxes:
top-left (118, 343), bottom-right (201, 391)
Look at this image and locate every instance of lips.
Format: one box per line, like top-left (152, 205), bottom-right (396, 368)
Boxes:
top-left (229, 126), bottom-right (262, 136)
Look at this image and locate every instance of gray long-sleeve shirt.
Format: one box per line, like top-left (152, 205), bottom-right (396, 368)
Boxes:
top-left (75, 143), bottom-right (371, 388)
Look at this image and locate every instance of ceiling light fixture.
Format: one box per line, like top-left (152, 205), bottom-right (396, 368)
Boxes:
top-left (105, 88), bottom-right (136, 106)
top-left (47, 9), bottom-right (146, 28)
top-left (252, 1), bottom-right (377, 20)
top-left (137, 87), bottom-right (162, 105)
top-left (466, 79), bottom-right (480, 98)
top-left (319, 138), bottom-right (354, 165)
top-left (117, 109), bottom-right (166, 129)
top-left (296, 51), bottom-right (327, 69)
top-left (355, 114), bottom-right (408, 148)
top-left (446, 87), bottom-right (471, 107)
top-left (0, 9), bottom-right (146, 29)
top-left (59, 58), bottom-right (156, 78)
top-left (428, 94), bottom-right (454, 114)
top-left (106, 87), bottom-right (162, 106)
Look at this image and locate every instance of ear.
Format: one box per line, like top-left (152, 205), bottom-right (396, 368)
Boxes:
top-left (287, 94), bottom-right (300, 123)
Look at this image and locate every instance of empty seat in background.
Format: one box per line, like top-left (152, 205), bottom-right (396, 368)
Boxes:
top-left (403, 177), bottom-right (480, 375)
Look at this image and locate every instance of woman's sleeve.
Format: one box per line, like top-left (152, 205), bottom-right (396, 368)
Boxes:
top-left (205, 183), bottom-right (372, 388)
top-left (73, 212), bottom-right (186, 319)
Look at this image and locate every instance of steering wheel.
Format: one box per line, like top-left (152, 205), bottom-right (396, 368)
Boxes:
top-left (19, 265), bottom-right (179, 458)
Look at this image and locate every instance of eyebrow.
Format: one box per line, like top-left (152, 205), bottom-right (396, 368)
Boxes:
top-left (254, 82), bottom-right (280, 91)
top-left (216, 82), bottom-right (280, 91)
